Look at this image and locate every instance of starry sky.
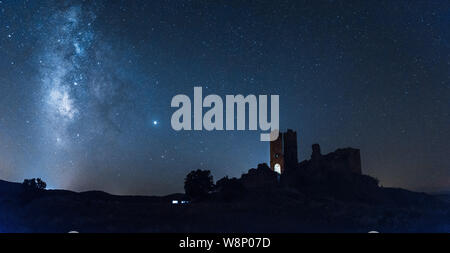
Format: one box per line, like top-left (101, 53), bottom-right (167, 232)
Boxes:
top-left (0, 0), bottom-right (449, 195)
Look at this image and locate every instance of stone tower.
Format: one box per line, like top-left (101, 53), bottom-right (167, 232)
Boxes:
top-left (270, 129), bottom-right (298, 174)
top-left (270, 131), bottom-right (284, 174)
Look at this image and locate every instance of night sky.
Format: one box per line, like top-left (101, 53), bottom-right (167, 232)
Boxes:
top-left (0, 0), bottom-right (449, 195)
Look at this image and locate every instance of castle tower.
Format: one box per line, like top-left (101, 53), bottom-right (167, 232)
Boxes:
top-left (270, 131), bottom-right (284, 174)
top-left (283, 129), bottom-right (298, 170)
top-left (270, 130), bottom-right (299, 174)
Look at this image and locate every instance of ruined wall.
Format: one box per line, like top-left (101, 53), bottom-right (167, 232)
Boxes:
top-left (320, 148), bottom-right (362, 174)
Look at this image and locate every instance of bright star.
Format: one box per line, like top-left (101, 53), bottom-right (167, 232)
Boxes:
top-left (153, 120), bottom-right (158, 126)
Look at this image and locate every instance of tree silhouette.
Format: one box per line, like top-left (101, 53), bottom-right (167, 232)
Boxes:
top-left (36, 178), bottom-right (47, 190)
top-left (184, 169), bottom-right (214, 200)
top-left (23, 178), bottom-right (47, 190)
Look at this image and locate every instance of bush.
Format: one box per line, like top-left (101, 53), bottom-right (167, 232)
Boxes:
top-left (23, 178), bottom-right (47, 191)
top-left (184, 170), bottom-right (214, 200)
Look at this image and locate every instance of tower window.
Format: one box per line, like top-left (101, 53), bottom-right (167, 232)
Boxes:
top-left (274, 163), bottom-right (281, 174)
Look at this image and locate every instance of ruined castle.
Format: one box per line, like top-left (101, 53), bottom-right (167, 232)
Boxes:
top-left (237, 129), bottom-right (363, 190)
top-left (270, 129), bottom-right (362, 175)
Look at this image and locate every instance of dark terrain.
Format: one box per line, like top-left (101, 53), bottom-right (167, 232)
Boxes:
top-left (0, 178), bottom-right (449, 233)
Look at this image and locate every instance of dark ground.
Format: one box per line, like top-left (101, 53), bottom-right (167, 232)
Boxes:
top-left (0, 179), bottom-right (449, 233)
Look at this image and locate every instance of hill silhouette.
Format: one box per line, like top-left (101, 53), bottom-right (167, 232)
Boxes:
top-left (0, 169), bottom-right (449, 233)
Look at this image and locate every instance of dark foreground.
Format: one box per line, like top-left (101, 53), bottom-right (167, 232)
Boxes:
top-left (0, 179), bottom-right (449, 233)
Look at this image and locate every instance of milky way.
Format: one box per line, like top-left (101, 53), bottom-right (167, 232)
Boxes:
top-left (39, 6), bottom-right (92, 147)
top-left (33, 3), bottom-right (151, 191)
